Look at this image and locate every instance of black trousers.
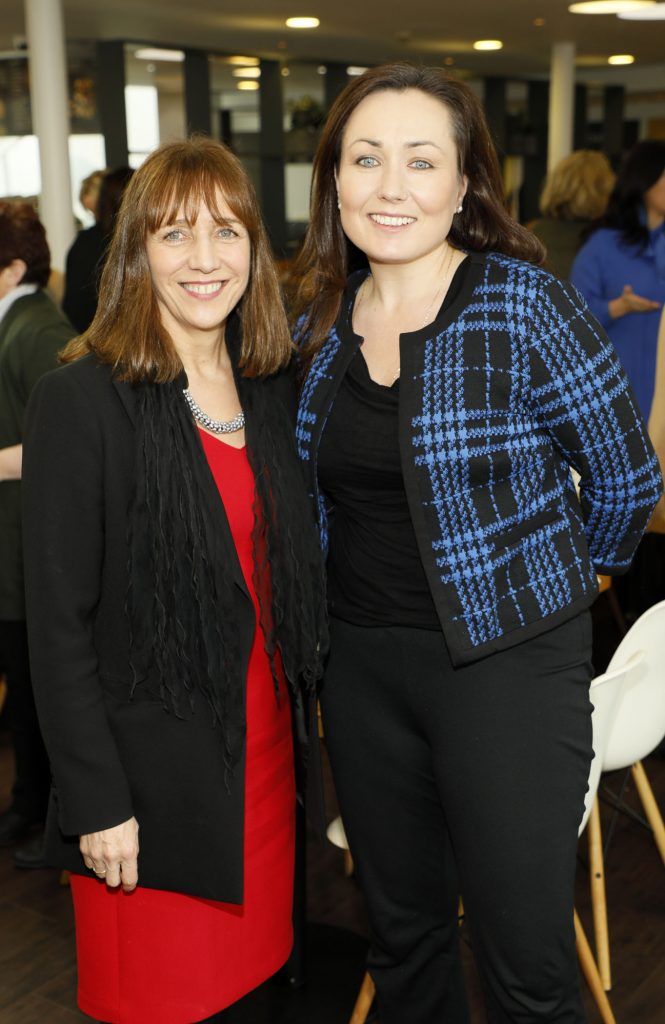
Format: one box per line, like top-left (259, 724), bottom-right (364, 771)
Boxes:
top-left (0, 619), bottom-right (50, 822)
top-left (321, 613), bottom-right (594, 1024)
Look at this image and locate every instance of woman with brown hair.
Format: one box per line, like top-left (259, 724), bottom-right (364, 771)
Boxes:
top-left (22, 137), bottom-right (326, 1024)
top-left (292, 63), bottom-right (661, 1023)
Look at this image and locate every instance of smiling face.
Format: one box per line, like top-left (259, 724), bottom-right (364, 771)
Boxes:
top-left (335, 88), bottom-right (467, 268)
top-left (145, 192), bottom-right (251, 349)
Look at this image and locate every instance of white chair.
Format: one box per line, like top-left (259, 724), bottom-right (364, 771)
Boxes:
top-left (326, 655), bottom-right (646, 1024)
top-left (580, 652), bottom-right (645, 997)
top-left (584, 601), bottom-right (665, 991)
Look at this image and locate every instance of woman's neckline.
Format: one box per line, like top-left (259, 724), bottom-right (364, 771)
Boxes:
top-left (198, 426), bottom-right (246, 452)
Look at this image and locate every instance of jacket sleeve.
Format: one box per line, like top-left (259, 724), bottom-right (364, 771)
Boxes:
top-left (22, 366), bottom-right (134, 835)
top-left (570, 234), bottom-right (614, 330)
top-left (527, 274), bottom-right (663, 575)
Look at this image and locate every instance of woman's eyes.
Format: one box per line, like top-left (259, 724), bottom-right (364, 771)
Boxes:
top-left (354, 156), bottom-right (434, 170)
top-left (161, 226), bottom-right (238, 241)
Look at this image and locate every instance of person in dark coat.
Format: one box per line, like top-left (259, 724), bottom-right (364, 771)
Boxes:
top-left (22, 138), bottom-right (327, 1023)
top-left (62, 166), bottom-right (134, 333)
top-left (0, 201), bottom-right (76, 864)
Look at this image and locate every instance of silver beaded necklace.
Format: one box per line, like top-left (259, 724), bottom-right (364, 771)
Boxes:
top-left (182, 388), bottom-right (245, 435)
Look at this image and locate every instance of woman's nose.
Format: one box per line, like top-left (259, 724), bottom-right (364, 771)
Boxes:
top-left (189, 233), bottom-right (218, 272)
top-left (377, 162), bottom-right (407, 203)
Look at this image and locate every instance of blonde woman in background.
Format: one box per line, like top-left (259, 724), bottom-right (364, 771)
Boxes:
top-left (530, 150), bottom-right (615, 279)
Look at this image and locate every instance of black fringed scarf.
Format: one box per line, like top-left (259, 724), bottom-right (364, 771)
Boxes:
top-left (125, 347), bottom-right (328, 775)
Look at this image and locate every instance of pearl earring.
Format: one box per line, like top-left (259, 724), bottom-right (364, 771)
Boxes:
top-left (337, 196), bottom-right (341, 211)
top-left (456, 203), bottom-right (463, 214)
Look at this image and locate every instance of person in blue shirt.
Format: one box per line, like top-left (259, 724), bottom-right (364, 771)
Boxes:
top-left (571, 140), bottom-right (665, 421)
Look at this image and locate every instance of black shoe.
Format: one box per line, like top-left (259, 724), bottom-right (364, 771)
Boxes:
top-left (0, 808), bottom-right (41, 847)
top-left (13, 831), bottom-right (47, 869)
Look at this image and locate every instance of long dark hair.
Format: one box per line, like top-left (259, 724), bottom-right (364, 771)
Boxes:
top-left (587, 139), bottom-right (665, 250)
top-left (291, 62), bottom-right (545, 357)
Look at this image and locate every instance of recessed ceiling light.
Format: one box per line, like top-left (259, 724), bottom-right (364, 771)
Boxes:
top-left (285, 17), bottom-right (320, 28)
top-left (473, 40), bottom-right (504, 51)
top-left (317, 65), bottom-right (327, 75)
top-left (618, 0), bottom-right (665, 14)
top-left (135, 48), bottom-right (185, 62)
top-left (225, 55), bottom-right (260, 66)
top-left (231, 67), bottom-right (261, 78)
top-left (608, 53), bottom-right (636, 63)
top-left (347, 66), bottom-right (369, 76)
top-left (569, 1), bottom-right (655, 13)
top-left (237, 80), bottom-right (259, 91)
top-left (281, 67), bottom-right (291, 77)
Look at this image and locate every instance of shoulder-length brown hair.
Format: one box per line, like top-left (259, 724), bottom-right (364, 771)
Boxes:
top-left (62, 137), bottom-right (291, 382)
top-left (290, 62), bottom-right (545, 357)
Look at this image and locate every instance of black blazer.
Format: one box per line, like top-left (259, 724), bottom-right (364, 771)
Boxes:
top-left (22, 352), bottom-right (322, 902)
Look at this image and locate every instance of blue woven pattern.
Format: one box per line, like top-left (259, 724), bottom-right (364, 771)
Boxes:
top-left (295, 324), bottom-right (342, 463)
top-left (297, 253), bottom-right (663, 659)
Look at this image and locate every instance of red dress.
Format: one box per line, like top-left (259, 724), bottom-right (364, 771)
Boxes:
top-left (71, 432), bottom-right (296, 1024)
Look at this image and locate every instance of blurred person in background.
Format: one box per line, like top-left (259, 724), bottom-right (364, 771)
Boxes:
top-left (571, 140), bottom-right (665, 422)
top-left (0, 201), bottom-right (76, 867)
top-left (530, 149), bottom-right (614, 280)
top-left (63, 167), bottom-right (134, 333)
top-left (78, 168), bottom-right (106, 221)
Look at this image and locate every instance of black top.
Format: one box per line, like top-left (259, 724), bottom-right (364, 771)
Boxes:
top-left (319, 257), bottom-right (471, 628)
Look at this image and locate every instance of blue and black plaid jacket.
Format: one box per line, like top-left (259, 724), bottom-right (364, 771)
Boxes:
top-left (296, 251), bottom-right (663, 666)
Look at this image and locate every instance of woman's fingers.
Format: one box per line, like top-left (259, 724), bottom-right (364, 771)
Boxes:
top-left (79, 816), bottom-right (140, 889)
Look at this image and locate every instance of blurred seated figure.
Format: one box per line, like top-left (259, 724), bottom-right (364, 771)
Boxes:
top-left (0, 201), bottom-right (76, 864)
top-left (530, 149), bottom-right (614, 280)
top-left (62, 167), bottom-right (134, 333)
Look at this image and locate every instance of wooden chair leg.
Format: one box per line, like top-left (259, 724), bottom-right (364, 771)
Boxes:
top-left (588, 798), bottom-right (612, 990)
top-left (349, 972), bottom-right (375, 1024)
top-left (574, 910), bottom-right (617, 1024)
top-left (631, 760), bottom-right (665, 865)
top-left (343, 849), bottom-right (355, 878)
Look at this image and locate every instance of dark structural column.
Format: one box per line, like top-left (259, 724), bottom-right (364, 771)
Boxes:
top-left (97, 41), bottom-right (129, 167)
top-left (184, 49), bottom-right (211, 136)
top-left (258, 60), bottom-right (287, 255)
top-left (603, 85), bottom-right (625, 166)
top-left (574, 83), bottom-right (588, 151)
top-left (521, 79), bottom-right (549, 224)
top-left (483, 77), bottom-right (508, 158)
top-left (324, 63), bottom-right (349, 111)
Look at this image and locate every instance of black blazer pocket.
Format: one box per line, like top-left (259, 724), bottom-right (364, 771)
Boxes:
top-left (492, 506), bottom-right (562, 551)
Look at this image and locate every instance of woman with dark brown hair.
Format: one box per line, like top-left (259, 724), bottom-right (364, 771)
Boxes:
top-left (292, 63), bottom-right (662, 1023)
top-left (22, 137), bottom-right (326, 1024)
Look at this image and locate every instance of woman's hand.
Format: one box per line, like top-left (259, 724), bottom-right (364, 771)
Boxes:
top-left (80, 816), bottom-right (139, 891)
top-left (609, 285), bottom-right (661, 319)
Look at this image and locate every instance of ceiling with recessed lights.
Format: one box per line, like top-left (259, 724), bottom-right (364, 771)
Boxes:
top-left (1, 1), bottom-right (664, 79)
